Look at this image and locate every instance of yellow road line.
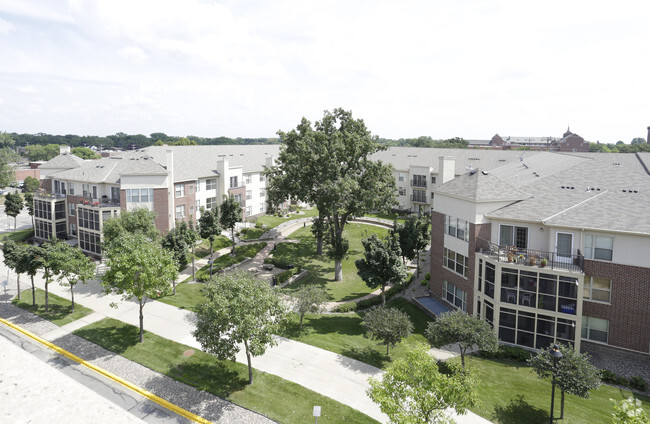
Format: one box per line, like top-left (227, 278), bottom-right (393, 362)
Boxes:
top-left (0, 317), bottom-right (213, 424)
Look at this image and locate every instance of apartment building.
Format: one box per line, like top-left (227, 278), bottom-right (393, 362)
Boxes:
top-left (428, 151), bottom-right (650, 362)
top-left (34, 145), bottom-right (280, 256)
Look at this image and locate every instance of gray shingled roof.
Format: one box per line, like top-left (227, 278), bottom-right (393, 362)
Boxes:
top-left (39, 152), bottom-right (86, 169)
top-left (433, 169), bottom-right (531, 202)
top-left (48, 155), bottom-right (168, 184)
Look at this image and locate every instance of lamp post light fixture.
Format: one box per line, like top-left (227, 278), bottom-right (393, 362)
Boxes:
top-left (313, 405), bottom-right (321, 424)
top-left (549, 344), bottom-right (563, 424)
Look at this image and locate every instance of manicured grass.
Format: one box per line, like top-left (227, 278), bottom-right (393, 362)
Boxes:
top-left (0, 228), bottom-right (34, 243)
top-left (194, 242), bottom-right (266, 281)
top-left (462, 355), bottom-right (650, 424)
top-left (256, 207), bottom-right (319, 229)
top-left (363, 212), bottom-right (406, 224)
top-left (240, 227), bottom-right (265, 240)
top-left (194, 235), bottom-right (231, 259)
top-left (12, 288), bottom-right (94, 326)
top-left (156, 283), bottom-right (206, 312)
top-left (277, 224), bottom-right (389, 302)
top-left (73, 318), bottom-right (378, 424)
top-left (282, 297), bottom-right (433, 369)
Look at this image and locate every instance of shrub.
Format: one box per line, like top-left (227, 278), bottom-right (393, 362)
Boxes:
top-left (630, 376), bottom-right (648, 392)
top-left (356, 283), bottom-right (404, 310)
top-left (335, 302), bottom-right (357, 313)
top-left (424, 272), bottom-right (430, 281)
top-left (264, 257), bottom-right (294, 269)
top-left (255, 222), bottom-right (264, 229)
top-left (276, 268), bottom-right (300, 285)
top-left (479, 345), bottom-right (531, 362)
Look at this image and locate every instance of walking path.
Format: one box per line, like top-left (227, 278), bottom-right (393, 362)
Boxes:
top-left (0, 216), bottom-right (492, 424)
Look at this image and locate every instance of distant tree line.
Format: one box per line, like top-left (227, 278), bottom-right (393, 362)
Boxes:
top-left (590, 140), bottom-right (650, 153)
top-left (377, 136), bottom-right (469, 148)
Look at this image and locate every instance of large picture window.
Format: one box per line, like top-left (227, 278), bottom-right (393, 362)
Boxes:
top-left (581, 316), bottom-right (608, 343)
top-left (583, 276), bottom-right (611, 303)
top-left (499, 225), bottom-right (528, 249)
top-left (126, 188), bottom-right (153, 203)
top-left (206, 179), bottom-right (216, 190)
top-left (584, 235), bottom-right (613, 261)
top-left (445, 216), bottom-right (469, 242)
top-left (442, 281), bottom-right (467, 311)
top-left (443, 248), bottom-right (468, 277)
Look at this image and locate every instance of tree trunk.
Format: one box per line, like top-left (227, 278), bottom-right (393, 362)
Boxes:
top-left (191, 245), bottom-right (196, 281)
top-left (30, 275), bottom-right (35, 306)
top-left (299, 313), bottom-right (304, 330)
top-left (560, 390), bottom-right (565, 419)
top-left (209, 241), bottom-right (214, 277)
top-left (16, 273), bottom-right (20, 301)
top-left (231, 228), bottom-right (236, 256)
top-left (44, 279), bottom-right (49, 312)
top-left (460, 349), bottom-right (466, 370)
top-left (381, 285), bottom-right (386, 307)
top-left (139, 299), bottom-right (145, 343)
top-left (172, 278), bottom-right (176, 295)
top-left (244, 339), bottom-right (253, 385)
top-left (316, 236), bottom-right (323, 256)
top-left (416, 250), bottom-right (420, 276)
top-left (14, 216), bottom-right (16, 230)
top-left (386, 343), bottom-right (390, 356)
top-left (70, 285), bottom-right (75, 314)
top-left (334, 260), bottom-right (343, 282)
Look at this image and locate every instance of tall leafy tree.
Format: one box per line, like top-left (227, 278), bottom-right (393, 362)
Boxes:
top-left (23, 192), bottom-right (35, 228)
top-left (367, 342), bottom-right (477, 423)
top-left (22, 176), bottom-right (40, 193)
top-left (102, 208), bottom-right (159, 248)
top-left (267, 108), bottom-right (396, 281)
top-left (48, 240), bottom-right (96, 313)
top-left (0, 148), bottom-right (17, 188)
top-left (291, 286), bottom-right (328, 330)
top-left (3, 240), bottom-right (22, 300)
top-left (219, 195), bottom-right (242, 256)
top-left (355, 233), bottom-right (407, 306)
top-left (101, 232), bottom-right (178, 342)
top-left (528, 343), bottom-right (601, 419)
top-left (425, 310), bottom-right (498, 370)
top-left (161, 224), bottom-right (189, 294)
top-left (363, 306), bottom-right (413, 355)
top-left (4, 192), bottom-right (23, 230)
top-left (193, 272), bottom-right (289, 385)
top-left (18, 245), bottom-right (44, 306)
top-left (394, 215), bottom-right (431, 276)
top-left (198, 206), bottom-right (221, 277)
top-left (71, 146), bottom-right (100, 159)
top-left (180, 219), bottom-right (200, 281)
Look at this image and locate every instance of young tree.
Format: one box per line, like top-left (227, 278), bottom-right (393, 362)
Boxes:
top-left (48, 240), bottom-right (96, 313)
top-left (367, 342), bottom-right (477, 423)
top-left (22, 176), bottom-right (40, 193)
top-left (292, 286), bottom-right (328, 330)
top-left (101, 232), bottom-right (178, 342)
top-left (198, 206), bottom-right (221, 277)
top-left (612, 397), bottom-right (648, 424)
top-left (102, 208), bottom-right (159, 248)
top-left (193, 272), bottom-right (288, 385)
top-left (3, 240), bottom-right (22, 300)
top-left (18, 245), bottom-right (44, 306)
top-left (4, 192), bottom-right (23, 229)
top-left (355, 233), bottom-right (407, 306)
top-left (161, 224), bottom-right (189, 294)
top-left (180, 219), bottom-right (200, 281)
top-left (71, 146), bottom-right (100, 159)
top-left (395, 215), bottom-right (430, 276)
top-left (363, 306), bottom-right (413, 355)
top-left (425, 310), bottom-right (498, 369)
top-left (528, 343), bottom-right (601, 419)
top-left (0, 148), bottom-right (17, 188)
top-left (219, 195), bottom-right (241, 256)
top-left (266, 108), bottom-right (397, 280)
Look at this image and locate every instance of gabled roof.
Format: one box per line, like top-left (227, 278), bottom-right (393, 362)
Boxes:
top-left (48, 154), bottom-right (168, 184)
top-left (39, 152), bottom-right (86, 169)
top-left (433, 169), bottom-right (531, 202)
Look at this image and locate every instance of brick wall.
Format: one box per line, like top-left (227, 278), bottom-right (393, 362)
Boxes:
top-left (172, 180), bottom-right (196, 224)
top-left (153, 188), bottom-right (170, 233)
top-left (582, 260), bottom-right (650, 353)
top-left (429, 211), bottom-right (445, 302)
top-left (228, 186), bottom-right (247, 219)
top-left (581, 340), bottom-right (649, 368)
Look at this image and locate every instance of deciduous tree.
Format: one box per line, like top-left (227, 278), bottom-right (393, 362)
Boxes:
top-left (363, 306), bottom-right (413, 355)
top-left (4, 192), bottom-right (23, 230)
top-left (394, 215), bottom-right (430, 276)
top-left (528, 343), bottom-right (601, 419)
top-left (367, 342), bottom-right (477, 423)
top-left (71, 146), bottom-right (100, 159)
top-left (219, 195), bottom-right (241, 255)
top-left (356, 233), bottom-right (407, 306)
top-left (425, 310), bottom-right (498, 369)
top-left (198, 206), bottom-right (221, 277)
top-left (3, 240), bottom-right (22, 300)
top-left (101, 232), bottom-right (178, 342)
top-left (292, 286), bottom-right (328, 330)
top-left (22, 176), bottom-right (40, 193)
top-left (193, 272), bottom-right (288, 384)
top-left (48, 240), bottom-right (96, 313)
top-left (0, 148), bottom-right (17, 188)
top-left (102, 208), bottom-right (159, 248)
top-left (178, 219), bottom-right (200, 282)
top-left (267, 108), bottom-right (396, 280)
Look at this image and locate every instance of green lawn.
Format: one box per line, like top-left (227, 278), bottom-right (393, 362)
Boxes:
top-left (282, 297), bottom-right (432, 369)
top-left (156, 282), bottom-right (205, 312)
top-left (0, 228), bottom-right (34, 243)
top-left (194, 242), bottom-right (266, 280)
top-left (462, 355), bottom-right (650, 424)
top-left (12, 288), bottom-right (94, 326)
top-left (73, 318), bottom-right (377, 424)
top-left (194, 235), bottom-right (231, 259)
top-left (240, 227), bottom-right (266, 240)
top-left (256, 207), bottom-right (319, 229)
top-left (362, 212), bottom-right (406, 224)
top-left (277, 223), bottom-right (390, 302)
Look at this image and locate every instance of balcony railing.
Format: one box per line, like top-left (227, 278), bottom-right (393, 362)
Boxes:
top-left (475, 238), bottom-right (584, 273)
top-left (410, 195), bottom-right (428, 204)
top-left (410, 179), bottom-right (427, 188)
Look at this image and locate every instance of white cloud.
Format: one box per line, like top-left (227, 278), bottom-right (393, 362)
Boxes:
top-left (118, 46), bottom-right (147, 64)
top-left (17, 85), bottom-right (37, 94)
top-left (0, 17), bottom-right (15, 34)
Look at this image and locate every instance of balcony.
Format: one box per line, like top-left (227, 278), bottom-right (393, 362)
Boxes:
top-left (410, 194), bottom-right (428, 204)
top-left (475, 238), bottom-right (584, 273)
top-left (78, 196), bottom-right (121, 208)
top-left (410, 179), bottom-right (427, 188)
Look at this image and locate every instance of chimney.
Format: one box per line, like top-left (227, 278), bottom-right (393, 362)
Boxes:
top-left (438, 156), bottom-right (455, 184)
top-left (60, 145), bottom-right (71, 155)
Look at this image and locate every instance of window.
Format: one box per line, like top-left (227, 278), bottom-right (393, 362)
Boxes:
top-left (398, 172), bottom-right (405, 182)
top-left (234, 194), bottom-right (242, 204)
top-left (260, 203), bottom-right (265, 212)
top-left (260, 174), bottom-right (265, 182)
top-left (445, 216), bottom-right (469, 242)
top-left (583, 276), bottom-right (611, 303)
top-left (229, 176), bottom-right (238, 188)
top-left (581, 316), bottom-right (609, 343)
top-left (442, 281), bottom-right (467, 311)
top-left (411, 189), bottom-right (426, 203)
top-left (175, 205), bottom-right (185, 219)
top-left (82, 183), bottom-right (90, 197)
top-left (68, 182), bottom-right (74, 195)
top-left (68, 203), bottom-right (76, 216)
top-left (206, 179), bottom-right (216, 190)
top-left (189, 205), bottom-right (194, 215)
top-left (206, 197), bottom-right (217, 210)
top-left (431, 176), bottom-right (437, 184)
top-left (245, 206), bottom-right (252, 216)
top-left (398, 187), bottom-right (406, 196)
top-left (92, 185), bottom-right (97, 199)
top-left (245, 174), bottom-right (252, 184)
top-left (411, 174), bottom-right (427, 187)
top-left (126, 188), bottom-right (153, 203)
top-left (189, 185), bottom-right (194, 194)
top-left (431, 192), bottom-right (435, 200)
top-left (500, 224), bottom-right (528, 249)
top-left (260, 188), bottom-right (266, 197)
top-left (246, 190), bottom-right (252, 200)
top-left (54, 180), bottom-right (60, 194)
top-left (175, 184), bottom-right (185, 198)
top-left (584, 235), bottom-right (613, 261)
top-left (443, 247), bottom-right (468, 277)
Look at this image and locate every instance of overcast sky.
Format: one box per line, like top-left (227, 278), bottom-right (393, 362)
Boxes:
top-left (1, 0), bottom-right (649, 143)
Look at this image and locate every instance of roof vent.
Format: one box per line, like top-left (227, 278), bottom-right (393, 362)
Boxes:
top-left (481, 170), bottom-right (488, 175)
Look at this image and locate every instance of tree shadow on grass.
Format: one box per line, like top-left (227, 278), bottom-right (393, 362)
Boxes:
top-left (165, 361), bottom-right (247, 398)
top-left (303, 314), bottom-right (365, 336)
top-left (73, 324), bottom-right (140, 354)
top-left (340, 345), bottom-right (390, 369)
top-left (492, 394), bottom-right (549, 424)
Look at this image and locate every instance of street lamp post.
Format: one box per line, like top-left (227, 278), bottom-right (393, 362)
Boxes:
top-left (208, 259), bottom-right (214, 277)
top-left (549, 344), bottom-right (563, 424)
